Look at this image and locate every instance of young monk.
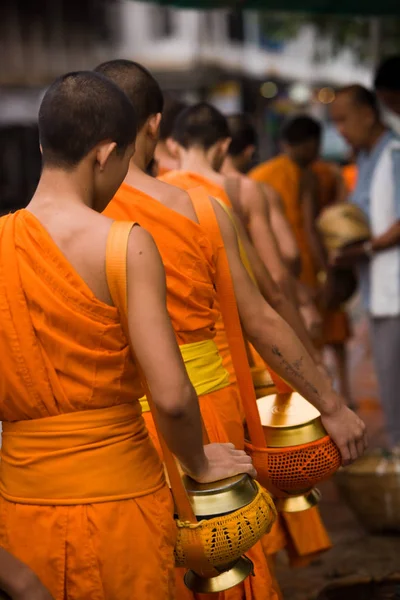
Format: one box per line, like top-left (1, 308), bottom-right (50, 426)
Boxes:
top-left (154, 93), bottom-right (187, 176)
top-left (162, 103), bottom-right (323, 369)
top-left (222, 113), bottom-right (323, 357)
top-left (98, 59), bottom-right (281, 600)
top-left (99, 60), bottom-right (366, 586)
top-left (0, 71), bottom-right (252, 600)
top-left (163, 105), bottom-right (333, 567)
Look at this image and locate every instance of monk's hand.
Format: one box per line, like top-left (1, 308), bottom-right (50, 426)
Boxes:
top-left (186, 443), bottom-right (257, 483)
top-left (320, 397), bottom-right (367, 466)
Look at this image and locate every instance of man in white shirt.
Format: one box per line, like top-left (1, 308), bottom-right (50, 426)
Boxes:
top-left (331, 85), bottom-right (400, 449)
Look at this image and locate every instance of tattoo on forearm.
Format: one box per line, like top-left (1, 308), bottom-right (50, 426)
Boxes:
top-left (271, 345), bottom-right (319, 397)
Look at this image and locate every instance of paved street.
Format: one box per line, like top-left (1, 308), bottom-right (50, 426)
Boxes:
top-left (276, 307), bottom-right (400, 599)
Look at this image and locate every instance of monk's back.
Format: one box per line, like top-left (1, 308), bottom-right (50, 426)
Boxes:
top-left (0, 210), bottom-right (142, 421)
top-left (105, 182), bottom-right (218, 345)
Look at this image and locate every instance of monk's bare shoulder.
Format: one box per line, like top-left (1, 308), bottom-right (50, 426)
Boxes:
top-left (149, 178), bottom-right (199, 223)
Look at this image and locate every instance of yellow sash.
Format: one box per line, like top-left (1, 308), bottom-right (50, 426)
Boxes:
top-left (140, 339), bottom-right (229, 413)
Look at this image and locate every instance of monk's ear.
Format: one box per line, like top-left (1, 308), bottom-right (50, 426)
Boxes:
top-left (220, 137), bottom-right (232, 157)
top-left (39, 144), bottom-right (43, 155)
top-left (166, 137), bottom-right (179, 159)
top-left (148, 113), bottom-right (162, 140)
top-left (95, 141), bottom-right (117, 171)
top-left (244, 144), bottom-right (256, 162)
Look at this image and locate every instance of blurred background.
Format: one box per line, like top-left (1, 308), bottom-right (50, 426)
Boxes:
top-left (1, 0), bottom-right (398, 214)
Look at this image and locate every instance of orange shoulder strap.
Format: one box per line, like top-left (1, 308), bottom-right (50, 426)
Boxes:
top-left (105, 220), bottom-right (197, 524)
top-left (188, 188), bottom-right (266, 449)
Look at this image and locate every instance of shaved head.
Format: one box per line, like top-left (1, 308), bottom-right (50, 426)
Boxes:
top-left (95, 59), bottom-right (164, 130)
top-left (160, 94), bottom-right (187, 141)
top-left (227, 114), bottom-right (257, 156)
top-left (39, 71), bottom-right (137, 168)
top-left (172, 102), bottom-right (230, 150)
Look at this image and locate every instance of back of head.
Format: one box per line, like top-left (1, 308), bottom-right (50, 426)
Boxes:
top-left (39, 71), bottom-right (137, 168)
top-left (281, 115), bottom-right (322, 146)
top-left (227, 114), bottom-right (257, 156)
top-left (94, 59), bottom-right (164, 130)
top-left (374, 56), bottom-right (400, 91)
top-left (172, 102), bottom-right (230, 150)
top-left (160, 94), bottom-right (187, 141)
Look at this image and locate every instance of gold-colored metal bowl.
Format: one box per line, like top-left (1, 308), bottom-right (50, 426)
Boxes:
top-left (184, 556), bottom-right (254, 593)
top-left (256, 392), bottom-right (327, 447)
top-left (276, 488), bottom-right (321, 513)
top-left (317, 203), bottom-right (370, 251)
top-left (182, 473), bottom-right (258, 518)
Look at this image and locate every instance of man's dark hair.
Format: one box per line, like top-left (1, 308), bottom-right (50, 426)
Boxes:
top-left (337, 84), bottom-right (380, 118)
top-left (281, 115), bottom-right (322, 145)
top-left (172, 103), bottom-right (230, 150)
top-left (39, 71), bottom-right (137, 169)
top-left (95, 59), bottom-right (163, 130)
top-left (227, 114), bottom-right (257, 156)
top-left (160, 94), bottom-right (187, 141)
top-left (374, 56), bottom-right (400, 91)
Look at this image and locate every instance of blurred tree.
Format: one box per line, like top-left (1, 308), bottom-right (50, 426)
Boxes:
top-left (258, 13), bottom-right (400, 64)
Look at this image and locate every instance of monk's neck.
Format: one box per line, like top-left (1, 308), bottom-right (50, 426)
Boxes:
top-left (28, 167), bottom-right (94, 214)
top-left (125, 160), bottom-right (153, 190)
top-left (179, 149), bottom-right (217, 179)
top-left (221, 156), bottom-right (241, 177)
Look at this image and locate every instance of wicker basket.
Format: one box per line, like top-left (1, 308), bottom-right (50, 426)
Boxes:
top-left (335, 451), bottom-right (400, 532)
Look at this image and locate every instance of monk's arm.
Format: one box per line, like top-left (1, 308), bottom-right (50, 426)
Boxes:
top-left (262, 184), bottom-right (301, 277)
top-left (126, 227), bottom-right (255, 481)
top-left (212, 201), bottom-right (366, 464)
top-left (231, 205), bottom-right (322, 365)
top-left (243, 180), bottom-right (297, 302)
top-left (0, 547), bottom-right (53, 599)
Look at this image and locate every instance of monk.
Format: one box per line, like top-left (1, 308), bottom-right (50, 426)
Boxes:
top-left (99, 60), bottom-right (366, 598)
top-left (221, 113), bottom-right (323, 362)
top-left (0, 71), bottom-right (252, 600)
top-left (154, 93), bottom-right (187, 176)
top-left (162, 103), bottom-right (323, 370)
top-left (98, 59), bottom-right (281, 600)
top-left (163, 104), bottom-right (334, 567)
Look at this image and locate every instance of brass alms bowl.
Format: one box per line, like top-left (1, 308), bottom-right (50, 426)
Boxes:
top-left (256, 392), bottom-right (326, 447)
top-left (182, 473), bottom-right (258, 518)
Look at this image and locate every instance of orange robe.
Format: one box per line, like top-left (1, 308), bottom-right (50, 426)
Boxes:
top-left (342, 163), bottom-right (358, 193)
top-left (160, 170), bottom-right (332, 567)
top-left (105, 183), bottom-right (280, 600)
top-left (249, 155), bottom-right (317, 288)
top-left (0, 210), bottom-right (176, 599)
top-left (312, 161), bottom-right (351, 346)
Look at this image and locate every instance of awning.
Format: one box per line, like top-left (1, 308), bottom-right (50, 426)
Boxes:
top-left (138, 0), bottom-right (399, 16)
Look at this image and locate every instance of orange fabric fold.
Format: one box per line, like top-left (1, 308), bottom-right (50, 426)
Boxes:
top-left (0, 404), bottom-right (164, 505)
top-left (0, 210), bottom-right (175, 599)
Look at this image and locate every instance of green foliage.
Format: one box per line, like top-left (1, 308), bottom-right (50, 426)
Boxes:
top-left (258, 13), bottom-right (400, 63)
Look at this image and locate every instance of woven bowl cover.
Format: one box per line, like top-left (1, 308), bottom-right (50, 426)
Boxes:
top-left (245, 436), bottom-right (341, 493)
top-left (174, 482), bottom-right (276, 569)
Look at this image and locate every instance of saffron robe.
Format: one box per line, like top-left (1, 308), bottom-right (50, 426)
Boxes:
top-left (0, 210), bottom-right (176, 600)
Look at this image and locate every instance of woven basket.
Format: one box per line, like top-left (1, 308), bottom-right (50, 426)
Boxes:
top-left (335, 451), bottom-right (400, 532)
top-left (175, 482), bottom-right (276, 569)
top-left (246, 436), bottom-right (341, 494)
